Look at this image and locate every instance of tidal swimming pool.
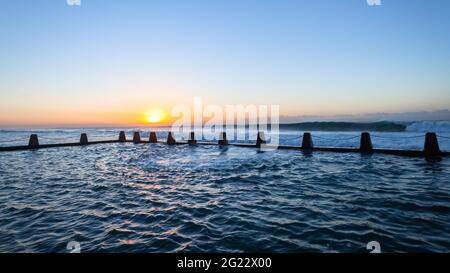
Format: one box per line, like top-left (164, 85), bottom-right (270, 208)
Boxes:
top-left (0, 143), bottom-right (449, 252)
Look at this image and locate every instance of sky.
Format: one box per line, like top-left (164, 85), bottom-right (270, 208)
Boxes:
top-left (0, 0), bottom-right (449, 127)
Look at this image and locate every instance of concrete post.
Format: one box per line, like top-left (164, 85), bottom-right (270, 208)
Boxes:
top-left (256, 131), bottom-right (266, 148)
top-left (80, 133), bottom-right (88, 145)
top-left (301, 132), bottom-right (313, 150)
top-left (119, 131), bottom-right (126, 142)
top-left (360, 132), bottom-right (373, 154)
top-left (188, 131), bottom-right (197, 145)
top-left (167, 132), bottom-right (176, 145)
top-left (28, 134), bottom-right (39, 148)
top-left (149, 132), bottom-right (158, 143)
top-left (218, 132), bottom-right (228, 146)
top-left (133, 132), bottom-right (141, 144)
top-left (424, 132), bottom-right (441, 159)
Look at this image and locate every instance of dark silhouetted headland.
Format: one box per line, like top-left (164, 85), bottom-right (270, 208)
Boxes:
top-left (279, 121), bottom-right (406, 132)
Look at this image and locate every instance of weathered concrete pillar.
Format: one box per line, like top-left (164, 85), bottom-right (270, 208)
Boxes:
top-left (80, 133), bottom-right (88, 145)
top-left (218, 132), bottom-right (228, 146)
top-left (28, 134), bottom-right (39, 148)
top-left (167, 132), bottom-right (176, 145)
top-left (149, 132), bottom-right (157, 143)
top-left (133, 132), bottom-right (141, 144)
top-left (119, 131), bottom-right (126, 142)
top-left (424, 132), bottom-right (441, 159)
top-left (360, 132), bottom-right (373, 154)
top-left (188, 132), bottom-right (197, 145)
top-left (301, 132), bottom-right (313, 150)
top-left (256, 131), bottom-right (266, 148)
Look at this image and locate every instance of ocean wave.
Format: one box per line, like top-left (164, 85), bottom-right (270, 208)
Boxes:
top-left (406, 121), bottom-right (450, 133)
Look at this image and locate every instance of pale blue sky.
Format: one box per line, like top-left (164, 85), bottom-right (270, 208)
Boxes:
top-left (0, 0), bottom-right (449, 126)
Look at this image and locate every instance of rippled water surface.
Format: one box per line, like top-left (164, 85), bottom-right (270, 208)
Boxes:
top-left (1, 141), bottom-right (450, 252)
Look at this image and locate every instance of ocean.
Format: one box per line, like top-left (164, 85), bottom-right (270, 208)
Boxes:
top-left (0, 121), bottom-right (449, 252)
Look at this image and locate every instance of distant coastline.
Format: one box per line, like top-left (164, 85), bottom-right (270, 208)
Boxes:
top-left (278, 121), bottom-right (406, 132)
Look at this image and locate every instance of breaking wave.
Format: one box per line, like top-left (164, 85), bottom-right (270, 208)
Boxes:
top-left (406, 121), bottom-right (450, 133)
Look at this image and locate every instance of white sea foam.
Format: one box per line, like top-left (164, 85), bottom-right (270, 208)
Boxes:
top-left (406, 121), bottom-right (450, 133)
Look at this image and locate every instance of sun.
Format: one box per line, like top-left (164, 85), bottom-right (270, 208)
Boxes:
top-left (145, 109), bottom-right (165, 124)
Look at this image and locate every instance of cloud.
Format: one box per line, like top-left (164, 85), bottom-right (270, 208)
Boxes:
top-left (280, 110), bottom-right (450, 122)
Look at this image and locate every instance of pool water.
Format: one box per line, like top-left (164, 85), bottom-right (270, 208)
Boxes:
top-left (0, 141), bottom-right (449, 252)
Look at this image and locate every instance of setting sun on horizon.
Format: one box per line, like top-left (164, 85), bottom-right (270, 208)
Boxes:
top-left (144, 109), bottom-right (166, 124)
